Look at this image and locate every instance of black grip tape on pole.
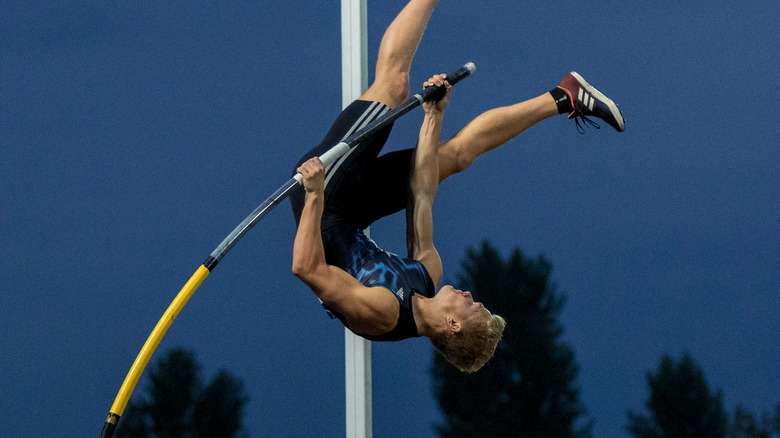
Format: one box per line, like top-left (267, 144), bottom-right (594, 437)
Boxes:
top-left (419, 62), bottom-right (476, 102)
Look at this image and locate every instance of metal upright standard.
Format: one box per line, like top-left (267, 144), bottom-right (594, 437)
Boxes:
top-left (341, 1), bottom-right (372, 437)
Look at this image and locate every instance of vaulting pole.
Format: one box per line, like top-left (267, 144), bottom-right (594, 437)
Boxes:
top-left (341, 1), bottom-right (371, 437)
top-left (98, 52), bottom-right (474, 438)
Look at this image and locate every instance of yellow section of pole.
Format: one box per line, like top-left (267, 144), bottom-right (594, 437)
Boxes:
top-left (108, 264), bottom-right (211, 417)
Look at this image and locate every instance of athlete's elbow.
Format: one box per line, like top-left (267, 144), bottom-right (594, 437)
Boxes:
top-left (293, 254), bottom-right (324, 283)
top-left (291, 258), bottom-right (311, 278)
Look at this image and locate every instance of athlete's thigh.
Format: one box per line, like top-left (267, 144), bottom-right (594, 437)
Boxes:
top-left (352, 148), bottom-right (414, 227)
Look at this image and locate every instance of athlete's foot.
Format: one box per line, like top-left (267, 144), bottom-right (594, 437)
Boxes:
top-left (557, 72), bottom-right (626, 133)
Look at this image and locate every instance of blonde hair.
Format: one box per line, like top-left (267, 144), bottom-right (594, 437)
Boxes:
top-left (430, 312), bottom-right (506, 373)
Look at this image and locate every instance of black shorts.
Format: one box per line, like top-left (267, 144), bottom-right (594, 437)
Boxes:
top-left (290, 100), bottom-right (415, 267)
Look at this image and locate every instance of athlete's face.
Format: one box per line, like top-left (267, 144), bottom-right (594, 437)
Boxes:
top-left (439, 285), bottom-right (489, 319)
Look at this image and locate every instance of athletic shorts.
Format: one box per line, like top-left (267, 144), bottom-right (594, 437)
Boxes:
top-left (290, 100), bottom-right (415, 269)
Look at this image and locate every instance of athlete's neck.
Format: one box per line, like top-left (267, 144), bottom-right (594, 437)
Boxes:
top-left (412, 293), bottom-right (438, 337)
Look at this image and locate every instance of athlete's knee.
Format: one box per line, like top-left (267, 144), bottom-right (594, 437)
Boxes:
top-left (386, 73), bottom-right (410, 107)
top-left (374, 68), bottom-right (410, 107)
top-left (439, 141), bottom-right (476, 178)
top-left (455, 153), bottom-right (476, 175)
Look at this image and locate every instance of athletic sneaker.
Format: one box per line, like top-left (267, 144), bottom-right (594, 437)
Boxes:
top-left (557, 72), bottom-right (625, 133)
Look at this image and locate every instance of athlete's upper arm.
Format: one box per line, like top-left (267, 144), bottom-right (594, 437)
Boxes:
top-left (296, 262), bottom-right (399, 335)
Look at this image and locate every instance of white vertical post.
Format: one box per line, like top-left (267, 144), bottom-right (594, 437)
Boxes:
top-left (341, 1), bottom-right (372, 438)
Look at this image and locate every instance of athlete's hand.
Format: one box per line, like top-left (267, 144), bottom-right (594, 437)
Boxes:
top-left (423, 73), bottom-right (451, 114)
top-left (297, 157), bottom-right (325, 194)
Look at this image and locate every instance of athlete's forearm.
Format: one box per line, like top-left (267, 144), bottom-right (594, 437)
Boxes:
top-left (411, 110), bottom-right (443, 200)
top-left (292, 190), bottom-right (327, 278)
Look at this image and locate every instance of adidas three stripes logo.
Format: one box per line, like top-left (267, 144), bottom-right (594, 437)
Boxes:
top-left (578, 88), bottom-right (595, 111)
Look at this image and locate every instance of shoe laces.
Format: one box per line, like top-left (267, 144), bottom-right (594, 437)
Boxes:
top-left (569, 110), bottom-right (601, 134)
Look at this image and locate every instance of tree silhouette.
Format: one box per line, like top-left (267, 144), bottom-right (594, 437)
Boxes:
top-left (193, 370), bottom-right (248, 437)
top-left (432, 241), bottom-right (590, 438)
top-left (116, 348), bottom-right (249, 438)
top-left (627, 352), bottom-right (728, 438)
top-left (730, 405), bottom-right (769, 438)
top-left (728, 404), bottom-right (780, 438)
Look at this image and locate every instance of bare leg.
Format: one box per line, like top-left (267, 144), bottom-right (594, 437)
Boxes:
top-left (360, 0), bottom-right (440, 108)
top-left (438, 92), bottom-right (559, 181)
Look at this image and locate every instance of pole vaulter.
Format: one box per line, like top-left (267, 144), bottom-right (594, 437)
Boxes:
top-left (99, 62), bottom-right (476, 438)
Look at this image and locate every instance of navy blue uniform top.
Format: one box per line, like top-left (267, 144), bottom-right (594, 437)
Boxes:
top-left (325, 230), bottom-right (435, 342)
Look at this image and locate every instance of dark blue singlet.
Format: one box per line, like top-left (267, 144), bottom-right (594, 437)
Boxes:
top-left (290, 100), bottom-right (436, 342)
top-left (330, 231), bottom-right (434, 341)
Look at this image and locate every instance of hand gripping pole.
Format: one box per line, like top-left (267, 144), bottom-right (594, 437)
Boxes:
top-left (99, 62), bottom-right (475, 438)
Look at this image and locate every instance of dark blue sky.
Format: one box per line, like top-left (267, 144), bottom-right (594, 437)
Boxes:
top-left (2, 1), bottom-right (778, 437)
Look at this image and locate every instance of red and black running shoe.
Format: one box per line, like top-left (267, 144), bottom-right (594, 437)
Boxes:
top-left (557, 72), bottom-right (625, 133)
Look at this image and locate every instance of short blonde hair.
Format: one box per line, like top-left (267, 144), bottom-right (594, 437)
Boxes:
top-left (430, 312), bottom-right (506, 373)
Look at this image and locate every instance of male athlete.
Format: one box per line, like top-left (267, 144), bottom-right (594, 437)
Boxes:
top-left (290, 0), bottom-right (625, 372)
